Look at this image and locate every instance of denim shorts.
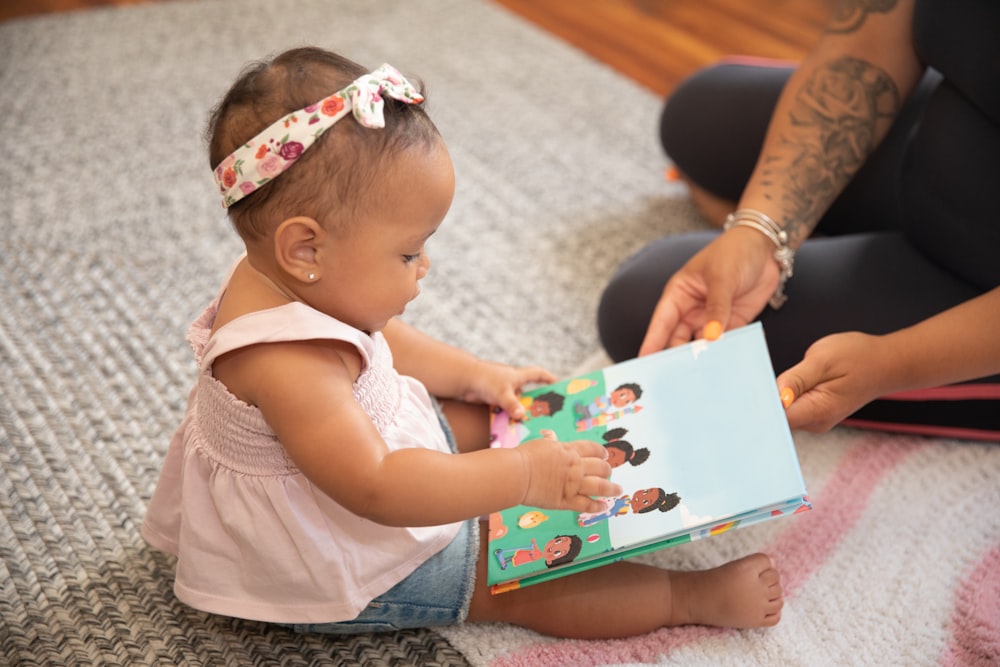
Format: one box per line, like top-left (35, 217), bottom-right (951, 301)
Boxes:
top-left (280, 399), bottom-right (480, 635)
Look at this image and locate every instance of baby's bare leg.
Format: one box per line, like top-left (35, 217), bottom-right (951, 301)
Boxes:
top-left (438, 400), bottom-right (492, 453)
top-left (467, 530), bottom-right (782, 638)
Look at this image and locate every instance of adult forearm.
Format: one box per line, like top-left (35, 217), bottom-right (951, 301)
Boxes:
top-left (739, 53), bottom-right (902, 245)
top-left (879, 288), bottom-right (1000, 393)
top-left (738, 0), bottom-right (922, 246)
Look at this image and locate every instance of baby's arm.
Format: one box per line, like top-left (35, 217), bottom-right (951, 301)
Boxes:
top-left (384, 318), bottom-right (556, 419)
top-left (245, 337), bottom-right (618, 527)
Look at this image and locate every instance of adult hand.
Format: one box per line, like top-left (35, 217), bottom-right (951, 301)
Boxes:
top-left (776, 331), bottom-right (892, 432)
top-left (638, 227), bottom-right (780, 355)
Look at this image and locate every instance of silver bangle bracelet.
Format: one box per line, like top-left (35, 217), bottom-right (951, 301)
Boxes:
top-left (724, 209), bottom-right (794, 309)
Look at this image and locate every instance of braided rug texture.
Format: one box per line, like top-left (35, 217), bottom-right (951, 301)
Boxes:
top-left (0, 1), bottom-right (684, 664)
top-left (5, 2), bottom-right (998, 667)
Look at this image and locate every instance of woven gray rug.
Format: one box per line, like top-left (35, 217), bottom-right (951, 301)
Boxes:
top-left (0, 1), bottom-right (691, 664)
top-left (6, 3), bottom-right (1000, 666)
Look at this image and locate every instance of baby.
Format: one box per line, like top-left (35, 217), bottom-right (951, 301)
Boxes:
top-left (142, 46), bottom-right (782, 639)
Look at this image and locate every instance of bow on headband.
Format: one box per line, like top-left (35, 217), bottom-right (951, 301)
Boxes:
top-left (213, 63), bottom-right (424, 208)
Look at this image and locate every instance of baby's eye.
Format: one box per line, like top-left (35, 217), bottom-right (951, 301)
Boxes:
top-left (403, 252), bottom-right (422, 263)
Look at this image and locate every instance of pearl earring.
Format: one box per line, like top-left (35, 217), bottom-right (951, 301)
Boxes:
top-left (307, 273), bottom-right (316, 281)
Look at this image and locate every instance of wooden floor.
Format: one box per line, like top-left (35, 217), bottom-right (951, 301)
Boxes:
top-left (0, 0), bottom-right (833, 96)
top-left (493, 0), bottom-right (833, 95)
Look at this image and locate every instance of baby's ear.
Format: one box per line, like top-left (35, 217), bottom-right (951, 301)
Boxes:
top-left (274, 216), bottom-right (323, 284)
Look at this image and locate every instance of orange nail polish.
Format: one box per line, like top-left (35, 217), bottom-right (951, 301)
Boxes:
top-left (703, 320), bottom-right (723, 341)
top-left (780, 387), bottom-right (795, 408)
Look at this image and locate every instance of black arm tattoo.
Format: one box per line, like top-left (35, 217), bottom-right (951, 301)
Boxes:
top-left (760, 56), bottom-right (900, 243)
top-left (827, 0), bottom-right (898, 34)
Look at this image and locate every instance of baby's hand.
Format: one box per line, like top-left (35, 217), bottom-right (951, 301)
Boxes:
top-left (517, 438), bottom-right (621, 513)
top-left (461, 361), bottom-right (556, 420)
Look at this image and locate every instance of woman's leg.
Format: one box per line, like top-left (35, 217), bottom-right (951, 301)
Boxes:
top-left (660, 61), bottom-right (942, 235)
top-left (659, 60), bottom-right (790, 215)
top-left (899, 78), bottom-right (1000, 291)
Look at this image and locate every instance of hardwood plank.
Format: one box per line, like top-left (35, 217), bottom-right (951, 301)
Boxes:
top-left (1, 0), bottom-right (833, 97)
top-left (491, 0), bottom-right (833, 95)
top-left (0, 0), bottom-right (152, 21)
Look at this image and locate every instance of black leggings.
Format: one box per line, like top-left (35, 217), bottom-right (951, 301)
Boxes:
top-left (598, 61), bottom-right (1000, 440)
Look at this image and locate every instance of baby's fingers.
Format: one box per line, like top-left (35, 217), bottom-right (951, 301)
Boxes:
top-left (570, 482), bottom-right (623, 515)
top-left (497, 390), bottom-right (527, 420)
top-left (569, 441), bottom-right (620, 511)
top-left (579, 452), bottom-right (614, 486)
top-left (580, 475), bottom-right (621, 500)
top-left (570, 440), bottom-right (614, 482)
top-left (519, 365), bottom-right (558, 386)
top-left (569, 438), bottom-right (611, 462)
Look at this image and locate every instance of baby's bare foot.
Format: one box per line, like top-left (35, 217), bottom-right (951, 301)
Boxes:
top-left (669, 553), bottom-right (783, 628)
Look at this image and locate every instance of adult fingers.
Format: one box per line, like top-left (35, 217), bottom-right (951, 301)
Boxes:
top-left (775, 357), bottom-right (831, 430)
top-left (775, 354), bottom-right (826, 409)
top-left (638, 294), bottom-right (682, 356)
top-left (700, 265), bottom-right (738, 343)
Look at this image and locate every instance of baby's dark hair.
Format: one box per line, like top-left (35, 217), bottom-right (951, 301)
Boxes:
top-left (206, 46), bottom-right (440, 240)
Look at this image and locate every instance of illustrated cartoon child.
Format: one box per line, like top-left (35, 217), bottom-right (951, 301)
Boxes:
top-left (577, 495), bottom-right (631, 527)
top-left (577, 487), bottom-right (680, 526)
top-left (573, 383), bottom-right (642, 419)
top-left (494, 534), bottom-right (582, 570)
top-left (494, 539), bottom-right (541, 570)
top-left (630, 487), bottom-right (681, 514)
top-left (602, 427), bottom-right (650, 468)
top-left (521, 390), bottom-right (566, 419)
top-left (543, 534), bottom-right (582, 568)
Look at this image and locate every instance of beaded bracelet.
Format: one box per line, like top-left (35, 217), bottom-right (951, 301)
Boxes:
top-left (724, 209), bottom-right (795, 309)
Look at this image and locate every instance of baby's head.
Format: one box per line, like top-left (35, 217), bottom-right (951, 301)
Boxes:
top-left (207, 47), bottom-right (442, 241)
top-left (206, 47), bottom-right (453, 334)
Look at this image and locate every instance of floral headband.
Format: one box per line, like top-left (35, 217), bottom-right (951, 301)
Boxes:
top-left (213, 63), bottom-right (424, 208)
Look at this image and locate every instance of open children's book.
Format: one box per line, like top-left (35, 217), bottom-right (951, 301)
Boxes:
top-left (487, 322), bottom-right (811, 594)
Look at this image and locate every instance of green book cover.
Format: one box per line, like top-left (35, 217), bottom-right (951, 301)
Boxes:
top-left (486, 322), bottom-right (811, 593)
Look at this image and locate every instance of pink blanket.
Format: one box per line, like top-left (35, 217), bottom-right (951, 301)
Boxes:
top-left (439, 428), bottom-right (1000, 666)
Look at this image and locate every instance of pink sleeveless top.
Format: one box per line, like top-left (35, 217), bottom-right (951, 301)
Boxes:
top-left (141, 287), bottom-right (462, 624)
